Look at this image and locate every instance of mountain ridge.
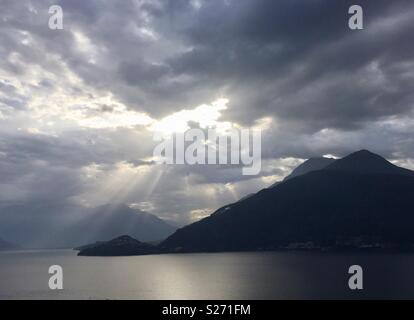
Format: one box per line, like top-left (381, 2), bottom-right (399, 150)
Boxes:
top-left (158, 150), bottom-right (414, 253)
top-left (77, 235), bottom-right (157, 256)
top-left (76, 150), bottom-right (414, 256)
top-left (0, 237), bottom-right (18, 251)
top-left (270, 156), bottom-right (335, 188)
top-left (324, 150), bottom-right (414, 177)
top-left (0, 203), bottom-right (176, 248)
top-left (283, 156), bottom-right (336, 181)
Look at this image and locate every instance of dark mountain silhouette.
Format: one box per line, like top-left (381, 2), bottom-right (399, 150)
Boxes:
top-left (158, 150), bottom-right (414, 253)
top-left (238, 193), bottom-right (255, 201)
top-left (74, 241), bottom-right (105, 251)
top-left (325, 149), bottom-right (414, 177)
top-left (283, 157), bottom-right (336, 181)
top-left (77, 235), bottom-right (157, 256)
top-left (70, 204), bottom-right (176, 246)
top-left (270, 156), bottom-right (335, 188)
top-left (0, 237), bottom-right (18, 251)
top-left (0, 203), bottom-right (176, 248)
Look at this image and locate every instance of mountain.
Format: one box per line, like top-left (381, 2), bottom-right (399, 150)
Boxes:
top-left (0, 237), bottom-right (17, 251)
top-left (283, 157), bottom-right (336, 181)
top-left (74, 241), bottom-right (105, 251)
top-left (159, 150), bottom-right (414, 253)
top-left (238, 193), bottom-right (255, 201)
top-left (0, 203), bottom-right (176, 248)
top-left (236, 157), bottom-right (335, 210)
top-left (72, 204), bottom-right (176, 245)
top-left (77, 235), bottom-right (157, 256)
top-left (325, 149), bottom-right (414, 177)
top-left (270, 156), bottom-right (335, 188)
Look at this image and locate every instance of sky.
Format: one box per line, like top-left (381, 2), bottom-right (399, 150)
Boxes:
top-left (0, 0), bottom-right (413, 227)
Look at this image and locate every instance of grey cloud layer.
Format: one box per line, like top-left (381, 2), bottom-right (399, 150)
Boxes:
top-left (3, 0), bottom-right (413, 127)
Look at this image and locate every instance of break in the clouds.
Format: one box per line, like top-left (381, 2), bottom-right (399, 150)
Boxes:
top-left (0, 0), bottom-right (413, 227)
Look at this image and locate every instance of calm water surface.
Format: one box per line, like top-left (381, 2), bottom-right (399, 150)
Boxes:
top-left (1, 249), bottom-right (414, 299)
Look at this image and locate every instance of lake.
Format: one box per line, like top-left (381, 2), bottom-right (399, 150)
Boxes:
top-left (0, 249), bottom-right (413, 299)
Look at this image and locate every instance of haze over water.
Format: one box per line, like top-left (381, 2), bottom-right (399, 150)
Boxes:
top-left (1, 250), bottom-right (413, 300)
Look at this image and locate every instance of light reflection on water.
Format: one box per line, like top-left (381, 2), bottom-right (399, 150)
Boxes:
top-left (0, 249), bottom-right (413, 299)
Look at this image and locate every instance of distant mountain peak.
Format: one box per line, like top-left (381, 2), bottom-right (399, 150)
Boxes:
top-left (108, 235), bottom-right (141, 244)
top-left (158, 149), bottom-right (414, 254)
top-left (344, 149), bottom-right (385, 160)
top-left (77, 235), bottom-right (156, 256)
top-left (325, 149), bottom-right (414, 176)
top-left (0, 236), bottom-right (17, 251)
top-left (0, 202), bottom-right (176, 249)
top-left (282, 156), bottom-right (336, 181)
top-left (269, 155), bottom-right (336, 188)
top-left (354, 149), bottom-right (376, 154)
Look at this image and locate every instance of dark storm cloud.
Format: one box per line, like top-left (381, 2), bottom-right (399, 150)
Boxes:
top-left (162, 0), bottom-right (414, 130)
top-left (3, 0), bottom-right (412, 129)
top-left (118, 60), bottom-right (171, 86)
